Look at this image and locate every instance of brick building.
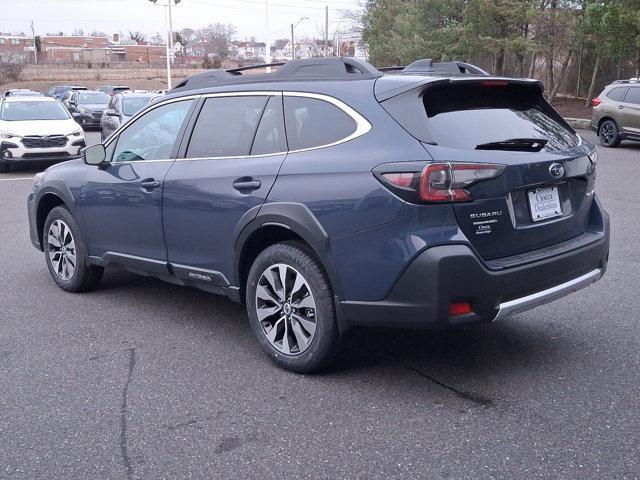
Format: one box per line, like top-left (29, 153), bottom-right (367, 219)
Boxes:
top-left (0, 34), bottom-right (34, 61)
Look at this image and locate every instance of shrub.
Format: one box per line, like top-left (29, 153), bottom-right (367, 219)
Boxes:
top-left (0, 57), bottom-right (27, 81)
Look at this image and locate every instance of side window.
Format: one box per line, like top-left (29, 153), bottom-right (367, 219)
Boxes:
top-left (251, 96), bottom-right (286, 155)
top-left (607, 87), bottom-right (628, 102)
top-left (284, 96), bottom-right (357, 151)
top-left (186, 96), bottom-right (268, 158)
top-left (112, 100), bottom-right (193, 162)
top-left (625, 88), bottom-right (640, 105)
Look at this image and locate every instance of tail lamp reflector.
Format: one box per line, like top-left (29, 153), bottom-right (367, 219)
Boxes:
top-left (449, 302), bottom-right (472, 316)
top-left (381, 172), bottom-right (416, 188)
top-left (591, 98), bottom-right (602, 107)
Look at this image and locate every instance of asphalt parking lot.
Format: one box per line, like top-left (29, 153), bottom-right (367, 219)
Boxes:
top-left (1, 130), bottom-right (639, 479)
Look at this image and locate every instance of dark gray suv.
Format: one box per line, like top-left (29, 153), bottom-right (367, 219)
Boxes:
top-left (27, 58), bottom-right (610, 373)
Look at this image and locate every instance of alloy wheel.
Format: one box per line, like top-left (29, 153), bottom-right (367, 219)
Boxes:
top-left (255, 263), bottom-right (317, 355)
top-left (47, 219), bottom-right (76, 281)
top-left (600, 122), bottom-right (615, 145)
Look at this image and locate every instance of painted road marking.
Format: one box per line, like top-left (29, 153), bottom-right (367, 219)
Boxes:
top-left (0, 177), bottom-right (34, 182)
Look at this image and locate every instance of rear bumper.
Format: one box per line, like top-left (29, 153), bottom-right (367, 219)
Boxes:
top-left (341, 206), bottom-right (610, 329)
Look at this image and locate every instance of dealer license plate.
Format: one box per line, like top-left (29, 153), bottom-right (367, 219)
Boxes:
top-left (528, 186), bottom-right (562, 222)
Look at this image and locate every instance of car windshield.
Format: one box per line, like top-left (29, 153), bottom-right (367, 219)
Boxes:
top-left (78, 91), bottom-right (110, 105)
top-left (122, 97), bottom-right (154, 116)
top-left (0, 101), bottom-right (70, 121)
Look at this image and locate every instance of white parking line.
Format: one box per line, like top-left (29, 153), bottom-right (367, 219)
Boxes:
top-left (0, 177), bottom-right (34, 182)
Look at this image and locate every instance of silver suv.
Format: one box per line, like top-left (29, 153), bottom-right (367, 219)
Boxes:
top-left (591, 79), bottom-right (640, 147)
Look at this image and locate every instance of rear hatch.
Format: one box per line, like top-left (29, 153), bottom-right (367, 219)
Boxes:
top-left (378, 78), bottom-right (598, 261)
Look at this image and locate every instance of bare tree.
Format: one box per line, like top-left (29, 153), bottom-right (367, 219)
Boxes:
top-left (174, 27), bottom-right (195, 49)
top-left (195, 23), bottom-right (236, 60)
top-left (128, 31), bottom-right (147, 44)
top-left (149, 33), bottom-right (165, 46)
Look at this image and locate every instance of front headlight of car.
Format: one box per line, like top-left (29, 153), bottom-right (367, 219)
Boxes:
top-left (69, 128), bottom-right (84, 137)
top-left (32, 172), bottom-right (45, 189)
top-left (0, 130), bottom-right (16, 140)
top-left (588, 147), bottom-right (598, 165)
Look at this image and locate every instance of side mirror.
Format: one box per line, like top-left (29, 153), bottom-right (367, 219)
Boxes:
top-left (83, 143), bottom-right (108, 167)
top-left (105, 108), bottom-right (117, 117)
top-left (69, 100), bottom-right (77, 107)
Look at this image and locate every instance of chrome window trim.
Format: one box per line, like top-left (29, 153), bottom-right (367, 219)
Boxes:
top-left (103, 90), bottom-right (372, 165)
top-left (201, 91), bottom-right (283, 98)
top-left (283, 91), bottom-right (372, 154)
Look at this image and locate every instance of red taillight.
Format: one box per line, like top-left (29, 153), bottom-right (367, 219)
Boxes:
top-left (449, 302), bottom-right (472, 316)
top-left (418, 163), bottom-right (505, 203)
top-left (591, 97), bottom-right (602, 107)
top-left (419, 164), bottom-right (454, 202)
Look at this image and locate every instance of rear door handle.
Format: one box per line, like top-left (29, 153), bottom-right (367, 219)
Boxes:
top-left (233, 179), bottom-right (261, 191)
top-left (140, 179), bottom-right (161, 190)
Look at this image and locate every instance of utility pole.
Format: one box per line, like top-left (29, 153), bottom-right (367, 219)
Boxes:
top-left (265, 0), bottom-right (272, 70)
top-left (164, 7), bottom-right (172, 89)
top-left (167, 0), bottom-right (174, 64)
top-left (30, 20), bottom-right (37, 66)
top-left (148, 0), bottom-right (181, 90)
top-left (290, 23), bottom-right (295, 61)
top-left (289, 17), bottom-right (307, 62)
top-left (324, 5), bottom-right (329, 57)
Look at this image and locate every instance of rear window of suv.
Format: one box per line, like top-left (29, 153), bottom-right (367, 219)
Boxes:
top-left (284, 96), bottom-right (356, 151)
top-left (421, 83), bottom-right (579, 151)
top-left (606, 87), bottom-right (628, 102)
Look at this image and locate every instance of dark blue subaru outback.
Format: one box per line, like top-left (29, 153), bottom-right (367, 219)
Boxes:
top-left (28, 58), bottom-right (610, 373)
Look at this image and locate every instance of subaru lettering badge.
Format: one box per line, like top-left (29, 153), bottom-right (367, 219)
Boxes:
top-left (549, 163), bottom-right (565, 178)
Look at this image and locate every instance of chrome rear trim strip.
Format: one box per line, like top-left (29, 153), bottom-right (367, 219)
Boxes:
top-left (493, 269), bottom-right (602, 322)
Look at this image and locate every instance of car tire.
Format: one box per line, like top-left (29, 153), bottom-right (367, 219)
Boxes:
top-left (43, 206), bottom-right (104, 293)
top-left (246, 241), bottom-right (340, 373)
top-left (599, 119), bottom-right (621, 148)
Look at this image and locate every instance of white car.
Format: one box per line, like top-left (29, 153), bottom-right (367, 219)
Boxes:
top-left (0, 96), bottom-right (85, 172)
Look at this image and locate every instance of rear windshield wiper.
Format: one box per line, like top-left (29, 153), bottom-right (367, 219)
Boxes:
top-left (475, 138), bottom-right (548, 152)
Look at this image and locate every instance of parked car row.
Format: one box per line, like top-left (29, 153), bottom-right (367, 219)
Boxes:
top-left (0, 84), bottom-right (162, 172)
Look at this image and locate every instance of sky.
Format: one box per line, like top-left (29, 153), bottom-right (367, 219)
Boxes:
top-left (2, 0), bottom-right (364, 43)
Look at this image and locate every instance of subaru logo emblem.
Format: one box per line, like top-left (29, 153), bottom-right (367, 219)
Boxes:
top-left (39, 136), bottom-right (49, 141)
top-left (549, 163), bottom-right (565, 178)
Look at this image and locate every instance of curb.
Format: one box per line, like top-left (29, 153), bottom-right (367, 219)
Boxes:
top-left (565, 117), bottom-right (591, 131)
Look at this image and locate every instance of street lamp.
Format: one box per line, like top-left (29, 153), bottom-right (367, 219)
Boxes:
top-left (290, 17), bottom-right (308, 61)
top-left (148, 0), bottom-right (181, 90)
